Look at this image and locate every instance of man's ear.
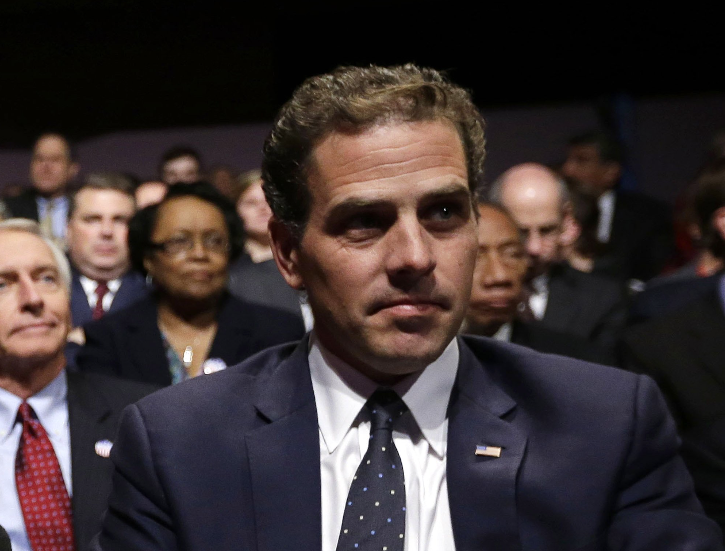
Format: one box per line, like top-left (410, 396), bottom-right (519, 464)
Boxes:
top-left (68, 162), bottom-right (80, 182)
top-left (712, 206), bottom-right (725, 241)
top-left (269, 218), bottom-right (305, 290)
top-left (559, 203), bottom-right (580, 247)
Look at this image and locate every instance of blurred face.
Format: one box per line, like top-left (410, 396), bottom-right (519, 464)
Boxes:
top-left (161, 156), bottom-right (201, 185)
top-left (30, 135), bottom-right (78, 197)
top-left (135, 181), bottom-right (167, 209)
top-left (144, 197), bottom-right (230, 302)
top-left (272, 120), bottom-right (478, 383)
top-left (237, 179), bottom-right (272, 241)
top-left (67, 188), bottom-right (135, 281)
top-left (499, 167), bottom-right (568, 280)
top-left (562, 144), bottom-right (619, 195)
top-left (0, 231), bottom-right (70, 368)
top-left (466, 206), bottom-right (527, 334)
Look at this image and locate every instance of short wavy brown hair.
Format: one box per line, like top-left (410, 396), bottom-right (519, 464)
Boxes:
top-left (262, 64), bottom-right (486, 238)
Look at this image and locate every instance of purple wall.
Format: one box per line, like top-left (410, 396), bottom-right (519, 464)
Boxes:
top-left (2, 95), bottom-right (723, 204)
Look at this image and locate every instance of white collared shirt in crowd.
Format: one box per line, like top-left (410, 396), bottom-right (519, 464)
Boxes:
top-left (79, 274), bottom-right (122, 312)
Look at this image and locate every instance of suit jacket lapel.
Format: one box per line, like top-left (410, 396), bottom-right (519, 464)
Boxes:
top-left (66, 372), bottom-right (114, 550)
top-left (70, 272), bottom-right (93, 327)
top-left (126, 298), bottom-right (170, 385)
top-left (109, 271), bottom-right (147, 314)
top-left (448, 338), bottom-right (526, 549)
top-left (207, 295), bottom-right (257, 366)
top-left (245, 339), bottom-right (322, 551)
top-left (543, 264), bottom-right (580, 332)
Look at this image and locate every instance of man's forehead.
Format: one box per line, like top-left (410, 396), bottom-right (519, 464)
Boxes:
top-left (569, 144), bottom-right (601, 161)
top-left (477, 208), bottom-right (521, 245)
top-left (34, 135), bottom-right (70, 157)
top-left (75, 188), bottom-right (134, 210)
top-left (0, 231), bottom-right (57, 271)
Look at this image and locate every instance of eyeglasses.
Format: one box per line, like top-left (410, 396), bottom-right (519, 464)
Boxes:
top-left (150, 234), bottom-right (230, 256)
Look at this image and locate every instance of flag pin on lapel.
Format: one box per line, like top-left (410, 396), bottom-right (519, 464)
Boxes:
top-left (475, 444), bottom-right (502, 458)
top-left (95, 439), bottom-right (113, 458)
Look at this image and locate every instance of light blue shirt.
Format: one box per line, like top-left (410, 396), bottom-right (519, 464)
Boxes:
top-left (36, 196), bottom-right (69, 240)
top-left (0, 371), bottom-right (72, 551)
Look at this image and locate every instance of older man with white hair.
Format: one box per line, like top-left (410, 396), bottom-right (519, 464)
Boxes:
top-left (0, 219), bottom-right (155, 551)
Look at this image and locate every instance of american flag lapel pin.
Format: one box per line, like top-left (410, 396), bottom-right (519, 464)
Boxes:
top-left (475, 444), bottom-right (502, 458)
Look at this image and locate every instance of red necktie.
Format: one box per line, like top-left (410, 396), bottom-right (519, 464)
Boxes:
top-left (92, 281), bottom-right (109, 321)
top-left (15, 402), bottom-right (76, 551)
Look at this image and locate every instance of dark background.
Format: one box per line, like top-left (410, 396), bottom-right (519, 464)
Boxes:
top-left (1, 1), bottom-right (721, 149)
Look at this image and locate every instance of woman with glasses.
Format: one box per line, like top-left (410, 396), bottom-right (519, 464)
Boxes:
top-left (75, 182), bottom-right (305, 386)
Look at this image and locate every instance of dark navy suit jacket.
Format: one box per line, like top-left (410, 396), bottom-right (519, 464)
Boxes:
top-left (93, 336), bottom-right (721, 550)
top-left (70, 270), bottom-right (148, 328)
top-left (65, 371), bottom-right (156, 551)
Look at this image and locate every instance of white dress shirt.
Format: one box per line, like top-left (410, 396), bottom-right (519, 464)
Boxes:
top-left (597, 190), bottom-right (616, 243)
top-left (79, 274), bottom-right (122, 312)
top-left (528, 273), bottom-right (549, 320)
top-left (0, 371), bottom-right (72, 551)
top-left (309, 331), bottom-right (458, 551)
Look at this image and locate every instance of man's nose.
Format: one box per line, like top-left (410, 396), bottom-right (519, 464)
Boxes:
top-left (481, 253), bottom-right (512, 286)
top-left (100, 219), bottom-right (114, 236)
top-left (18, 275), bottom-right (44, 311)
top-left (386, 218), bottom-right (436, 278)
top-left (525, 232), bottom-right (543, 258)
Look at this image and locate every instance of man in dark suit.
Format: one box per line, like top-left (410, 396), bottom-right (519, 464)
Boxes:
top-left (93, 65), bottom-right (720, 550)
top-left (66, 173), bottom-right (148, 329)
top-left (623, 159), bottom-right (725, 532)
top-left (0, 219), bottom-right (155, 551)
top-left (5, 133), bottom-right (79, 249)
top-left (562, 130), bottom-right (674, 283)
top-left (490, 163), bottom-right (628, 352)
top-left (463, 201), bottom-right (615, 364)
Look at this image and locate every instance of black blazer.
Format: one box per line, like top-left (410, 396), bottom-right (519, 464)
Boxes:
top-left (510, 320), bottom-right (617, 365)
top-left (75, 293), bottom-right (306, 386)
top-left (595, 190), bottom-right (674, 282)
top-left (4, 188), bottom-right (40, 220)
top-left (623, 292), bottom-right (725, 531)
top-left (66, 370), bottom-right (157, 551)
top-left (542, 263), bottom-right (628, 350)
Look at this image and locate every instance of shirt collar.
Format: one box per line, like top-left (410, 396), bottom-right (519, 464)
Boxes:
top-left (309, 331), bottom-right (458, 457)
top-left (79, 274), bottom-right (122, 295)
top-left (0, 370), bottom-right (68, 441)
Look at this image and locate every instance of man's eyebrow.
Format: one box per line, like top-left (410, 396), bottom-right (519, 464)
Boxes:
top-left (419, 184), bottom-right (472, 203)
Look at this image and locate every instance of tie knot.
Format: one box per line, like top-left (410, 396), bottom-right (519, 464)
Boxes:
top-left (366, 388), bottom-right (407, 432)
top-left (17, 402), bottom-right (36, 424)
top-left (95, 281), bottom-right (109, 294)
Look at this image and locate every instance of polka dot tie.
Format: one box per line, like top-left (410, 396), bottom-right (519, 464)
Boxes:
top-left (15, 402), bottom-right (76, 551)
top-left (336, 388), bottom-right (407, 551)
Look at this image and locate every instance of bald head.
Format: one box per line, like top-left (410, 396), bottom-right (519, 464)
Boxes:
top-left (490, 163), bottom-right (575, 279)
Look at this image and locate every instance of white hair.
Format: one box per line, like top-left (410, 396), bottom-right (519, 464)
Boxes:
top-left (0, 218), bottom-right (72, 292)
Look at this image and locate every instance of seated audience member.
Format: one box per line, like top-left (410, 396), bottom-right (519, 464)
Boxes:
top-left (623, 163), bottom-right (725, 530)
top-left (562, 130), bottom-right (674, 282)
top-left (490, 163), bottom-right (629, 352)
top-left (228, 169), bottom-right (309, 325)
top-left (134, 180), bottom-right (167, 209)
top-left (158, 145), bottom-right (203, 185)
top-left (628, 159), bottom-right (725, 325)
top-left (464, 202), bottom-right (615, 364)
top-left (5, 133), bottom-right (79, 249)
top-left (208, 164), bottom-right (238, 199)
top-left (0, 219), bottom-right (155, 551)
top-left (92, 64), bottom-right (721, 551)
top-left (76, 182), bottom-right (305, 386)
top-left (66, 173), bottom-right (148, 329)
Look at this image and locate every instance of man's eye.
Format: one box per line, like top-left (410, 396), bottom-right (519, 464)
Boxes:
top-left (425, 202), bottom-right (465, 225)
top-left (347, 212), bottom-right (381, 230)
top-left (39, 273), bottom-right (59, 286)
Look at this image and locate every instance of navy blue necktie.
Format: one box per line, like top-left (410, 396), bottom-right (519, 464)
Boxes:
top-left (336, 388), bottom-right (408, 551)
